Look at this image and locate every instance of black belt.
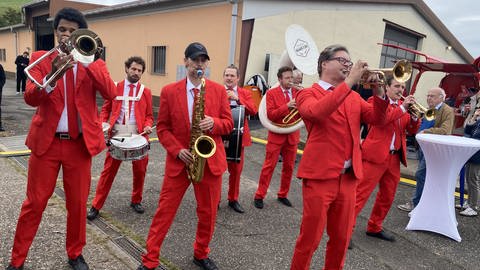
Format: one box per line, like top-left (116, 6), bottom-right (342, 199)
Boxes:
top-left (389, 149), bottom-right (400, 155)
top-left (55, 133), bottom-right (81, 140)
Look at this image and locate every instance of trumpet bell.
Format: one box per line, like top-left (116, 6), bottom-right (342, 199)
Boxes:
top-left (360, 59), bottom-right (412, 89)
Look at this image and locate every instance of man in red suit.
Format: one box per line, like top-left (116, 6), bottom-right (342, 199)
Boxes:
top-left (290, 44), bottom-right (388, 270)
top-left (137, 42), bottom-right (233, 270)
top-left (254, 66), bottom-right (300, 209)
top-left (6, 8), bottom-right (116, 270)
top-left (87, 56), bottom-right (154, 220)
top-left (352, 76), bottom-right (420, 244)
top-left (222, 64), bottom-right (258, 213)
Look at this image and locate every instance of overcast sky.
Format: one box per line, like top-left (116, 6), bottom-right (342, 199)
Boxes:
top-left (424, 0), bottom-right (480, 59)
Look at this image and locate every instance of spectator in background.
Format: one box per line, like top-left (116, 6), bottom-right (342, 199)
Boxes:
top-left (397, 87), bottom-right (455, 212)
top-left (0, 63), bottom-right (5, 131)
top-left (15, 51), bottom-right (29, 95)
top-left (460, 108), bottom-right (480, 216)
top-left (292, 69), bottom-right (304, 89)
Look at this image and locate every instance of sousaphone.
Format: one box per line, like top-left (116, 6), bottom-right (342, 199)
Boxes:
top-left (258, 24), bottom-right (319, 134)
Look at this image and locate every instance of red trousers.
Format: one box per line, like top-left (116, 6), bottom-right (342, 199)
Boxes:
top-left (10, 137), bottom-right (92, 267)
top-left (91, 152), bottom-right (148, 210)
top-left (291, 172), bottom-right (357, 270)
top-left (354, 153), bottom-right (401, 233)
top-left (141, 168), bottom-right (222, 269)
top-left (255, 141), bottom-right (296, 199)
top-left (227, 148), bottom-right (244, 201)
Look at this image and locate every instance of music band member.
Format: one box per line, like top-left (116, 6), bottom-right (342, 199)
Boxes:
top-left (137, 42), bottom-right (233, 270)
top-left (352, 75), bottom-right (420, 244)
top-left (223, 64), bottom-right (258, 213)
top-left (291, 44), bottom-right (388, 270)
top-left (254, 66), bottom-right (300, 209)
top-left (398, 87), bottom-right (454, 212)
top-left (6, 8), bottom-right (116, 270)
top-left (87, 56), bottom-right (154, 221)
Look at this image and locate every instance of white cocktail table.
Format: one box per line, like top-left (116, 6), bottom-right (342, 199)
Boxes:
top-left (406, 134), bottom-right (480, 242)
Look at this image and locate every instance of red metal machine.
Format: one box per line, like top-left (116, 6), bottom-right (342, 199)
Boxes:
top-left (380, 43), bottom-right (480, 128)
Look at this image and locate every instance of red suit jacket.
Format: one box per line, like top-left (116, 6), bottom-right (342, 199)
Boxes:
top-left (266, 86), bottom-right (300, 145)
top-left (24, 51), bottom-right (117, 156)
top-left (157, 78), bottom-right (233, 177)
top-left (100, 80), bottom-right (154, 137)
top-left (236, 87), bottom-right (258, 147)
top-left (296, 82), bottom-right (388, 180)
top-left (362, 99), bottom-right (420, 166)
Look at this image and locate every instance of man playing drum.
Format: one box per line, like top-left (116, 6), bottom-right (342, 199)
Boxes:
top-left (87, 56), bottom-right (154, 220)
top-left (222, 64), bottom-right (257, 213)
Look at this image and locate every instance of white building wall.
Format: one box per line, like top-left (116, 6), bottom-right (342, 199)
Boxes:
top-left (243, 0), bottom-right (466, 103)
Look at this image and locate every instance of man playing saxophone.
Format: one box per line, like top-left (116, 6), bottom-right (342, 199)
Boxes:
top-left (138, 42), bottom-right (233, 270)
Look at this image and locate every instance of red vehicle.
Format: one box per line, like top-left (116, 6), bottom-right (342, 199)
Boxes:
top-left (380, 43), bottom-right (480, 129)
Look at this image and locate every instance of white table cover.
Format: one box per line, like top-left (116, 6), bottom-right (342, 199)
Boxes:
top-left (406, 134), bottom-right (480, 242)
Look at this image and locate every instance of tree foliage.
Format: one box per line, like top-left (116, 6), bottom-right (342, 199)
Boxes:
top-left (0, 7), bottom-right (22, 27)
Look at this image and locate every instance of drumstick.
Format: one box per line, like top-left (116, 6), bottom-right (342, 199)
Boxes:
top-left (138, 125), bottom-right (156, 136)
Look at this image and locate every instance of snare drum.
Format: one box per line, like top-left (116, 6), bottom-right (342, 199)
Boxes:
top-left (109, 135), bottom-right (149, 161)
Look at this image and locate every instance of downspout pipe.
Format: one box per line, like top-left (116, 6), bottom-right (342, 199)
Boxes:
top-left (228, 0), bottom-right (238, 65)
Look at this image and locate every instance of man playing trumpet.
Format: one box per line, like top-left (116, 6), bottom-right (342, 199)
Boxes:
top-left (290, 44), bottom-right (389, 270)
top-left (352, 75), bottom-right (420, 244)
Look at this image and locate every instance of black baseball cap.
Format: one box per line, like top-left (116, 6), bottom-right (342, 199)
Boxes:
top-left (184, 42), bottom-right (210, 60)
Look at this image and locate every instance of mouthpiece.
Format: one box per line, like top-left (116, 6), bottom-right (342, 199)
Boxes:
top-left (196, 69), bottom-right (204, 77)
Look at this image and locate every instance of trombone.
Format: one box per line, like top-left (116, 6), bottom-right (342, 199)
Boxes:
top-left (25, 29), bottom-right (103, 88)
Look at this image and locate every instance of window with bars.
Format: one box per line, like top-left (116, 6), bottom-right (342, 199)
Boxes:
top-left (152, 46), bottom-right (166, 75)
top-left (381, 24), bottom-right (422, 91)
top-left (0, 49), bottom-right (6, 61)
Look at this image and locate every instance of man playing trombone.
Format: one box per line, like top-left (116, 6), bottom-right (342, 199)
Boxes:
top-left (6, 7), bottom-right (116, 270)
top-left (291, 44), bottom-right (389, 270)
top-left (352, 75), bottom-right (420, 244)
top-left (254, 66), bottom-right (300, 209)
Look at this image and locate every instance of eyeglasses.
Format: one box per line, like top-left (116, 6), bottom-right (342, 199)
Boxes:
top-left (329, 57), bottom-right (353, 67)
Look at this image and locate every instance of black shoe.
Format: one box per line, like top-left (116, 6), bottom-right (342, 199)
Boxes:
top-left (277, 197), bottom-right (293, 207)
top-left (254, 199), bottom-right (264, 209)
top-left (68, 255), bottom-right (89, 270)
top-left (0, 126), bottom-right (5, 132)
top-left (136, 265), bottom-right (155, 270)
top-left (193, 257), bottom-right (218, 270)
top-left (6, 264), bottom-right (23, 270)
top-left (130, 202), bottom-right (145, 213)
top-left (228, 200), bottom-right (245, 213)
top-left (348, 239), bottom-right (354, 250)
top-left (87, 207), bottom-right (99, 221)
top-left (366, 230), bottom-right (395, 242)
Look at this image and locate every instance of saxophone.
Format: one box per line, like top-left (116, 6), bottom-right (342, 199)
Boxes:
top-left (187, 73), bottom-right (217, 183)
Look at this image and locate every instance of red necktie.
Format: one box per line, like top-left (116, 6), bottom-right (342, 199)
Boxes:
top-left (284, 90), bottom-right (290, 102)
top-left (191, 88), bottom-right (199, 118)
top-left (392, 104), bottom-right (402, 150)
top-left (123, 84), bottom-right (135, 124)
top-left (66, 69), bottom-right (79, 139)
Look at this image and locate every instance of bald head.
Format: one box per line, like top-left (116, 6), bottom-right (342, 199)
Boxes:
top-left (426, 87), bottom-right (446, 108)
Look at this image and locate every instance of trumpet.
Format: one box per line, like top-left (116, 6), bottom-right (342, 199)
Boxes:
top-left (25, 29), bottom-right (103, 89)
top-left (400, 96), bottom-right (435, 121)
top-left (360, 59), bottom-right (412, 89)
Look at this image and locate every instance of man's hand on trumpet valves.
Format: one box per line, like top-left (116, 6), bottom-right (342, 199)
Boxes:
top-left (345, 60), bottom-right (369, 88)
top-left (401, 95), bottom-right (415, 110)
